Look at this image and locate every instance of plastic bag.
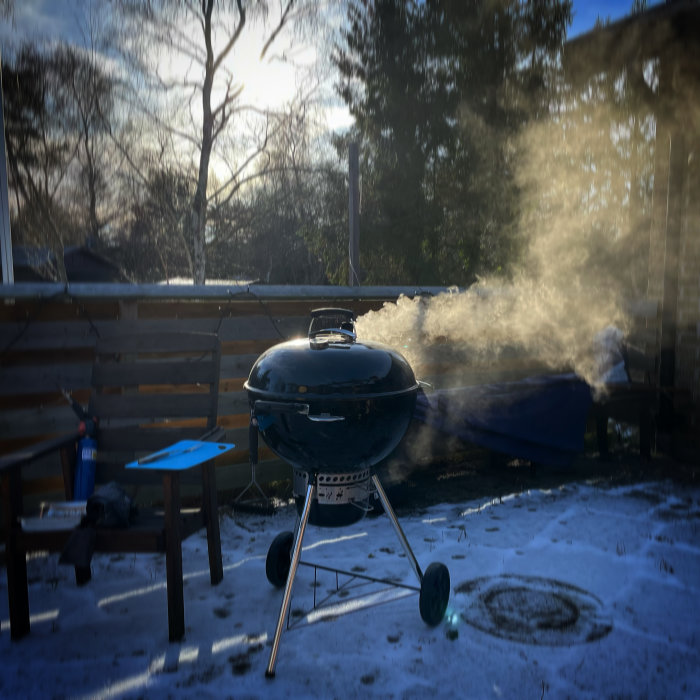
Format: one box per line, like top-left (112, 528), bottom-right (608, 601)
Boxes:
top-left (86, 481), bottom-right (137, 528)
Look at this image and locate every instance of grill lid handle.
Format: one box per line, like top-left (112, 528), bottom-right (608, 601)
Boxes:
top-left (254, 400), bottom-right (345, 423)
top-left (308, 308), bottom-right (356, 342)
top-left (309, 327), bottom-right (356, 344)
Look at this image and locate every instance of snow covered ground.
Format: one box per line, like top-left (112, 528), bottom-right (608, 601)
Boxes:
top-left (1, 476), bottom-right (699, 699)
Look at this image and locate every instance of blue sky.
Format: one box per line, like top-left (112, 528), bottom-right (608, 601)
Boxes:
top-left (2, 0), bottom-right (667, 46)
top-left (569, 0), bottom-right (664, 38)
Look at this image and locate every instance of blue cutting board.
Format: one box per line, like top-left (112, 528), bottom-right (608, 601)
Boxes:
top-left (126, 440), bottom-right (235, 471)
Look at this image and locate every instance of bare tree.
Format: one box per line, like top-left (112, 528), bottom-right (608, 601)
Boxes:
top-left (115, 0), bottom-right (317, 283)
top-left (207, 90), bottom-right (332, 283)
top-left (54, 44), bottom-right (116, 243)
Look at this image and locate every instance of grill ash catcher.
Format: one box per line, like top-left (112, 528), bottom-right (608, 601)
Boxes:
top-left (244, 308), bottom-right (451, 678)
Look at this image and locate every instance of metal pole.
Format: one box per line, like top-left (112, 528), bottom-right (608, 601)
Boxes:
top-left (348, 142), bottom-right (360, 286)
top-left (0, 50), bottom-right (14, 285)
top-left (266, 480), bottom-right (316, 678)
top-left (372, 475), bottom-right (423, 584)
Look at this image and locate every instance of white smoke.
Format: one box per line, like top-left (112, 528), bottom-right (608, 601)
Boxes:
top-left (357, 99), bottom-right (645, 388)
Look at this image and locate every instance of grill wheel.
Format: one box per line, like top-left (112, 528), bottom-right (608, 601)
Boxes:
top-left (419, 562), bottom-right (451, 626)
top-left (266, 531), bottom-right (293, 588)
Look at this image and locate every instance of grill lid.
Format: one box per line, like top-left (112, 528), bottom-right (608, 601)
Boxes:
top-left (244, 308), bottom-right (418, 401)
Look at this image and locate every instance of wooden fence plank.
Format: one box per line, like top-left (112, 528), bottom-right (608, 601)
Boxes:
top-left (0, 320), bottom-right (103, 349)
top-left (91, 393), bottom-right (213, 420)
top-left (0, 298), bottom-right (120, 323)
top-left (92, 362), bottom-right (217, 388)
top-left (0, 405), bottom-right (78, 440)
top-left (0, 389), bottom-right (91, 412)
top-left (219, 353), bottom-right (264, 378)
top-left (0, 364), bottom-right (93, 395)
top-left (0, 347), bottom-right (95, 368)
top-left (1, 288), bottom-right (663, 514)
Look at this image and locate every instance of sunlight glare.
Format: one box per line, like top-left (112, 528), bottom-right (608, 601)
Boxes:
top-left (211, 631), bottom-right (267, 655)
top-left (178, 645), bottom-right (199, 664)
top-left (97, 582), bottom-right (165, 608)
top-left (303, 531), bottom-right (368, 551)
top-left (184, 554), bottom-right (266, 581)
top-left (74, 653), bottom-right (166, 700)
top-left (0, 608), bottom-right (59, 632)
top-left (304, 587), bottom-right (415, 625)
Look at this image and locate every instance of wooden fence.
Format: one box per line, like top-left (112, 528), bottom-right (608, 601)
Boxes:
top-left (0, 283), bottom-right (666, 510)
top-left (0, 284), bottom-right (455, 507)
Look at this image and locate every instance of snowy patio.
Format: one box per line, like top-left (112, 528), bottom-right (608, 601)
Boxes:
top-left (1, 468), bottom-right (699, 699)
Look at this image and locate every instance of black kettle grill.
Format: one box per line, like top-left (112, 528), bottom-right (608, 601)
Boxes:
top-left (245, 308), bottom-right (450, 677)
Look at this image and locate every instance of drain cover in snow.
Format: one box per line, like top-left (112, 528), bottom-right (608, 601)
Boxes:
top-left (455, 574), bottom-right (612, 645)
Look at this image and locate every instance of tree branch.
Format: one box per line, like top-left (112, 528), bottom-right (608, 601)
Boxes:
top-left (211, 81), bottom-right (245, 140)
top-left (210, 141), bottom-right (270, 203)
top-left (212, 0), bottom-right (246, 73)
top-left (260, 0), bottom-right (297, 60)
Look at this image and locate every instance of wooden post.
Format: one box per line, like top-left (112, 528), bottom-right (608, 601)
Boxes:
top-left (201, 459), bottom-right (223, 585)
top-left (163, 471), bottom-right (185, 642)
top-left (2, 470), bottom-right (30, 640)
top-left (348, 142), bottom-right (360, 286)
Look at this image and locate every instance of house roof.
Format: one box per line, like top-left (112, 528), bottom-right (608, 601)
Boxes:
top-left (13, 245), bottom-right (129, 283)
top-left (564, 1), bottom-right (700, 81)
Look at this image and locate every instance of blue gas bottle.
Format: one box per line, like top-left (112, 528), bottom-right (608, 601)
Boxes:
top-left (74, 423), bottom-right (97, 500)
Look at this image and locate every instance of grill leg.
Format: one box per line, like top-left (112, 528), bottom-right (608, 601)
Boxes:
top-left (266, 480), bottom-right (315, 678)
top-left (372, 475), bottom-right (424, 585)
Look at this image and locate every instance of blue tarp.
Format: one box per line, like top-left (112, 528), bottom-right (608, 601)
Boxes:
top-left (413, 374), bottom-right (593, 466)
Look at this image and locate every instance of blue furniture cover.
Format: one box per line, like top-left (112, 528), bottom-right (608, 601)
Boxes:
top-left (413, 374), bottom-right (592, 466)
